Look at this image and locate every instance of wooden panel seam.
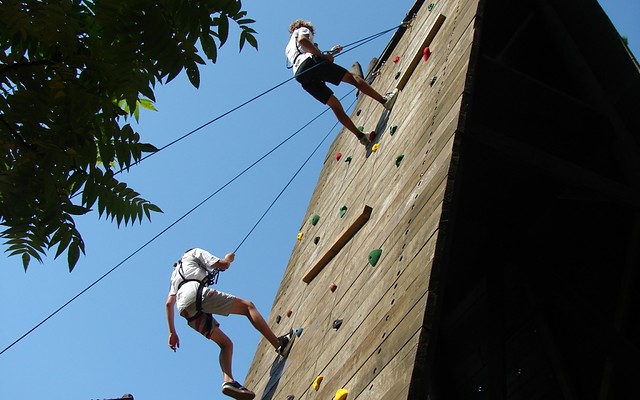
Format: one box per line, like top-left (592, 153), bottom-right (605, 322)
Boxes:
top-left (302, 205), bottom-right (373, 283)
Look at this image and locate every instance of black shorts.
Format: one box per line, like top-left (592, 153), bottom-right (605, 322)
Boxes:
top-left (295, 56), bottom-right (349, 104)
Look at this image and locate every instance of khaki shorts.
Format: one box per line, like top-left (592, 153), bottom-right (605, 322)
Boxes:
top-left (180, 288), bottom-right (237, 338)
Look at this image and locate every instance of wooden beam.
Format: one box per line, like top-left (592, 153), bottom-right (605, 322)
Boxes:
top-left (302, 205), bottom-right (373, 284)
top-left (396, 13), bottom-right (447, 91)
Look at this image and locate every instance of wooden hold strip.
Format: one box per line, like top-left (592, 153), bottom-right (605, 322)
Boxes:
top-left (302, 205), bottom-right (373, 284)
top-left (396, 13), bottom-right (447, 91)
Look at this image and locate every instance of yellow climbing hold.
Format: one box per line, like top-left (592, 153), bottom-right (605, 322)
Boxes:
top-left (297, 232), bottom-right (304, 241)
top-left (371, 143), bottom-right (380, 152)
top-left (312, 375), bottom-right (324, 391)
top-left (333, 388), bottom-right (349, 400)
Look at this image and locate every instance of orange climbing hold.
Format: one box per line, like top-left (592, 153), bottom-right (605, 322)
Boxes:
top-left (286, 309), bottom-right (293, 318)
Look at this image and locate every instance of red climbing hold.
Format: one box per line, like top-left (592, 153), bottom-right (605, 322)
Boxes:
top-left (286, 309), bottom-right (293, 318)
top-left (336, 152), bottom-right (342, 161)
top-left (423, 47), bottom-right (431, 61)
top-left (329, 283), bottom-right (338, 292)
top-left (392, 55), bottom-right (400, 63)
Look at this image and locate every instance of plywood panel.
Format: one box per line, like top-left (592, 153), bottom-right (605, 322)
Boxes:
top-left (245, 2), bottom-right (481, 399)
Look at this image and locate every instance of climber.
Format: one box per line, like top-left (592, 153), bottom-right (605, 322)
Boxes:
top-left (286, 19), bottom-right (398, 146)
top-left (165, 248), bottom-right (292, 400)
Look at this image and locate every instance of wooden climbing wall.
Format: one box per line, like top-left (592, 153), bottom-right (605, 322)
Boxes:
top-left (244, 0), bottom-right (481, 398)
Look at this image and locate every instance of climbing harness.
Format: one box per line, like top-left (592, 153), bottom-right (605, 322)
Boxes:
top-left (175, 250), bottom-right (221, 323)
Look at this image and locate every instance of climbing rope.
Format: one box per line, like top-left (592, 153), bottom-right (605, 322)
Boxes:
top-left (2, 22), bottom-right (404, 356)
top-left (335, 24), bottom-right (404, 56)
top-left (113, 24), bottom-right (403, 174)
top-left (233, 91), bottom-right (355, 254)
top-left (0, 91), bottom-right (352, 357)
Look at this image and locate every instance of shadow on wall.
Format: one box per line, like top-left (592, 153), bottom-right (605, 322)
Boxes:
top-left (366, 108), bottom-right (391, 158)
top-left (260, 355), bottom-right (290, 400)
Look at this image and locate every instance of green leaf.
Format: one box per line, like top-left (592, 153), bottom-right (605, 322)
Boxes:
top-left (217, 14), bottom-right (229, 47)
top-left (68, 240), bottom-right (82, 272)
top-left (22, 253), bottom-right (31, 271)
top-left (185, 62), bottom-right (201, 88)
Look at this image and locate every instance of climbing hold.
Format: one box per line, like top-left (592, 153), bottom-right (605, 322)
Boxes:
top-left (345, 155), bottom-right (352, 163)
top-left (394, 71), bottom-right (401, 80)
top-left (336, 152), bottom-right (342, 161)
top-left (311, 214), bottom-right (320, 226)
top-left (428, 2), bottom-right (435, 11)
top-left (357, 125), bottom-right (364, 132)
top-left (286, 309), bottom-right (293, 318)
top-left (333, 388), bottom-right (349, 400)
top-left (313, 375), bottom-right (324, 391)
top-left (423, 46), bottom-right (431, 61)
top-left (329, 282), bottom-right (338, 292)
top-left (369, 249), bottom-right (383, 266)
top-left (339, 205), bottom-right (348, 218)
top-left (356, 109), bottom-right (361, 116)
top-left (430, 76), bottom-right (438, 86)
top-left (332, 319), bottom-right (343, 330)
top-left (395, 154), bottom-right (405, 167)
top-left (295, 327), bottom-right (304, 337)
top-left (389, 125), bottom-right (398, 136)
top-left (371, 143), bottom-right (380, 152)
top-left (297, 232), bottom-right (304, 241)
top-left (314, 236), bottom-right (320, 245)
top-left (276, 315), bottom-right (281, 324)
top-left (392, 55), bottom-right (400, 63)
top-left (286, 396), bottom-right (295, 400)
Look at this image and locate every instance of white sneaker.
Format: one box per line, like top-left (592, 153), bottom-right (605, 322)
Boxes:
top-left (382, 89), bottom-right (399, 110)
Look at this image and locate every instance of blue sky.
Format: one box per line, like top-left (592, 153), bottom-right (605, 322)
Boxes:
top-left (1, 1), bottom-right (638, 399)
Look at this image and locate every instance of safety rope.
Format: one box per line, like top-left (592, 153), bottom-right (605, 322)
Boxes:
top-left (115, 24), bottom-right (402, 172)
top-left (2, 22), bottom-right (404, 356)
top-left (0, 91), bottom-right (351, 357)
top-left (335, 24), bottom-right (404, 56)
top-left (233, 90), bottom-right (355, 254)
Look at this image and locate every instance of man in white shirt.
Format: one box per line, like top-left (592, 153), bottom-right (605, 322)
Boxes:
top-left (286, 19), bottom-right (398, 146)
top-left (165, 248), bottom-right (291, 400)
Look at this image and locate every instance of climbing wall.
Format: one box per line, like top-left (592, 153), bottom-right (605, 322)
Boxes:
top-left (244, 0), bottom-right (480, 398)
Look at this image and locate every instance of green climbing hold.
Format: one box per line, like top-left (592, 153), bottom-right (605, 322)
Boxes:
top-left (390, 125), bottom-right (398, 136)
top-left (357, 125), bottom-right (364, 132)
top-left (395, 154), bottom-right (404, 167)
top-left (311, 214), bottom-right (320, 226)
top-left (345, 156), bottom-right (352, 163)
top-left (428, 2), bottom-right (435, 11)
top-left (339, 205), bottom-right (348, 218)
top-left (368, 249), bottom-right (382, 266)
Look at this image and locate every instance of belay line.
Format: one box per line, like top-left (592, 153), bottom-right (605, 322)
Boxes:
top-left (117, 24), bottom-right (403, 173)
top-left (0, 88), bottom-right (356, 356)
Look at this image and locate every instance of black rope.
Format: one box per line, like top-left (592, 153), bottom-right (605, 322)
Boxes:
top-left (0, 100), bottom-right (334, 356)
top-left (0, 23), bottom-right (402, 356)
top-left (337, 25), bottom-right (403, 56)
top-left (114, 23), bottom-right (402, 172)
top-left (233, 90), bottom-right (356, 254)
